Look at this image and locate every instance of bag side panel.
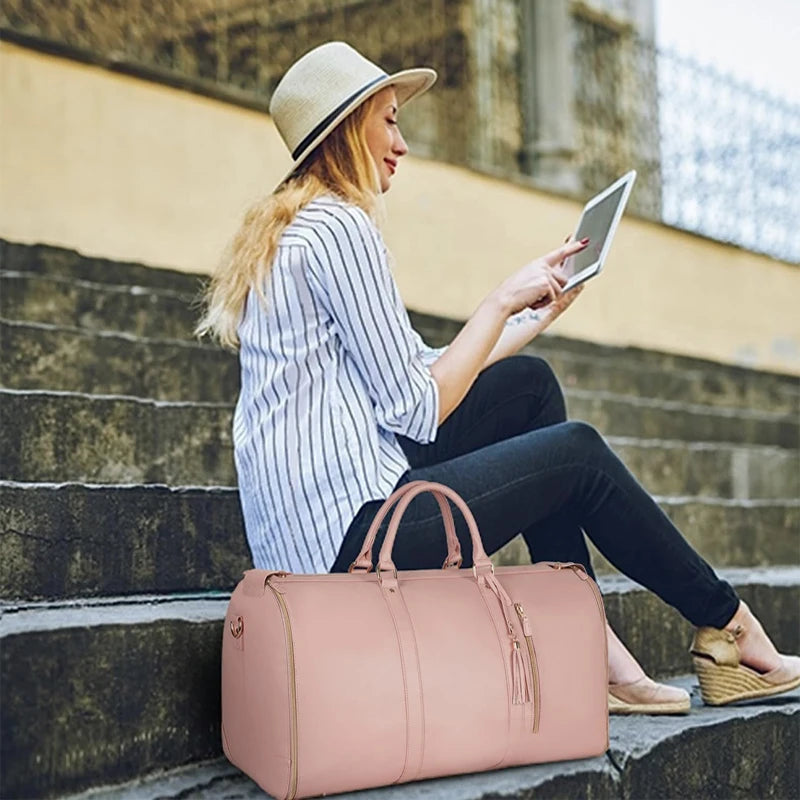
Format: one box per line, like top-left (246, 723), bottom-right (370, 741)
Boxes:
top-left (222, 583), bottom-right (292, 798)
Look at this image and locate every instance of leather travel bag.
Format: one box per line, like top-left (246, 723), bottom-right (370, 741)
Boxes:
top-left (221, 480), bottom-right (609, 800)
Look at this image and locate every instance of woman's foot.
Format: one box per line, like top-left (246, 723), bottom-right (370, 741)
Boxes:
top-left (606, 621), bottom-right (690, 714)
top-left (723, 600), bottom-right (783, 672)
top-left (691, 600), bottom-right (800, 705)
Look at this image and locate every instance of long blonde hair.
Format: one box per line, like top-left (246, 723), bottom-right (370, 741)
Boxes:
top-left (195, 93), bottom-right (386, 350)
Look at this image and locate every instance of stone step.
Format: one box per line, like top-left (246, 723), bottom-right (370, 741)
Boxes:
top-left (1, 481), bottom-right (797, 601)
top-left (564, 389), bottom-right (798, 448)
top-left (2, 569), bottom-right (797, 799)
top-left (0, 239), bottom-right (205, 294)
top-left (3, 238), bottom-right (798, 414)
top-left (1, 390), bottom-right (796, 488)
top-left (3, 308), bottom-right (799, 415)
top-left (59, 677), bottom-right (800, 800)
top-left (0, 482), bottom-right (247, 600)
top-left (0, 271), bottom-right (201, 341)
top-left (1, 319), bottom-right (238, 404)
top-left (413, 309), bottom-right (800, 409)
top-left (605, 436), bottom-right (800, 500)
top-left (0, 391), bottom-right (235, 485)
top-left (537, 347), bottom-right (799, 415)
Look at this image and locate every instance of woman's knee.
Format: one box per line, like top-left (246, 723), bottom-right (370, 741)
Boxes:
top-left (557, 420), bottom-right (609, 459)
top-left (514, 354), bottom-right (566, 423)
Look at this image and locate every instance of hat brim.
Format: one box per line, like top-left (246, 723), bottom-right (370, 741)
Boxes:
top-left (272, 67), bottom-right (437, 192)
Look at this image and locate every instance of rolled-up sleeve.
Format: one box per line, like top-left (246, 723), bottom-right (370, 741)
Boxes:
top-left (305, 203), bottom-right (439, 444)
top-left (410, 328), bottom-right (448, 368)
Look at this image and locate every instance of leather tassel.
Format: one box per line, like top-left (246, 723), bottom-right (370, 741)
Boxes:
top-left (482, 574), bottom-right (532, 706)
top-left (511, 640), bottom-right (530, 705)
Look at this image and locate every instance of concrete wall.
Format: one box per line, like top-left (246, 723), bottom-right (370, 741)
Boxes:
top-left (2, 41), bottom-right (799, 375)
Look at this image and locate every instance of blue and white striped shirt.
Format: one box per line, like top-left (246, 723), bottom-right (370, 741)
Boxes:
top-left (233, 194), bottom-right (447, 574)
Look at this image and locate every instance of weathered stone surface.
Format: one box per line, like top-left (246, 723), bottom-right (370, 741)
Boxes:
top-left (3, 483), bottom-right (797, 600)
top-left (412, 309), bottom-right (800, 409)
top-left (0, 482), bottom-right (249, 600)
top-left (3, 390), bottom-right (797, 486)
top-left (3, 240), bottom-right (798, 413)
top-left (0, 596), bottom-right (227, 800)
top-left (566, 389), bottom-right (798, 449)
top-left (0, 391), bottom-right (235, 485)
top-left (6, 315), bottom-right (800, 419)
top-left (1, 272), bottom-right (203, 341)
top-left (607, 437), bottom-right (800, 500)
top-left (60, 753), bottom-right (620, 800)
top-left (0, 239), bottom-right (205, 294)
top-left (1, 320), bottom-right (238, 403)
top-left (609, 678), bottom-right (800, 800)
top-left (539, 348), bottom-right (800, 415)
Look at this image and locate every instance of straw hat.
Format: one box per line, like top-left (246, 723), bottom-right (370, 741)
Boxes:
top-left (269, 41), bottom-right (437, 189)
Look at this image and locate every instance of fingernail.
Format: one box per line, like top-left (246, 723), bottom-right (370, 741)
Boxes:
top-left (580, 237), bottom-right (590, 244)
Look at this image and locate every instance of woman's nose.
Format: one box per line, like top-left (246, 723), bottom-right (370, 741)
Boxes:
top-left (393, 130), bottom-right (409, 157)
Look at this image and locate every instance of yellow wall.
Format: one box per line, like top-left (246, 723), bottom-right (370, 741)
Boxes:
top-left (2, 41), bottom-right (799, 374)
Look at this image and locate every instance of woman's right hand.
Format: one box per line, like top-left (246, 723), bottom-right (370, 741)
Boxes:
top-left (494, 238), bottom-right (590, 317)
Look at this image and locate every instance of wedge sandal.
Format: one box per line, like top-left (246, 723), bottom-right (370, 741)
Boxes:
top-left (690, 624), bottom-right (800, 706)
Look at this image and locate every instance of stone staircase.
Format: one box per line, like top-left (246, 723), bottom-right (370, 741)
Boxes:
top-left (1, 238), bottom-right (798, 800)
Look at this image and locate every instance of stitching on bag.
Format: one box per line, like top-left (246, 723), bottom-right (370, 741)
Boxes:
top-left (401, 597), bottom-right (427, 780)
top-left (382, 586), bottom-right (413, 784)
top-left (473, 580), bottom-right (515, 768)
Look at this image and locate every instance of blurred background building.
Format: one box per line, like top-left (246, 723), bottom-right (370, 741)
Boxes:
top-left (3, 0), bottom-right (798, 263)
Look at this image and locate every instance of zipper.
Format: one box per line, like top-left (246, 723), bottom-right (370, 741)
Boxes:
top-left (570, 566), bottom-right (610, 692)
top-left (266, 576), bottom-right (298, 800)
top-left (551, 565), bottom-right (607, 651)
top-left (513, 603), bottom-right (540, 733)
top-left (479, 574), bottom-right (530, 709)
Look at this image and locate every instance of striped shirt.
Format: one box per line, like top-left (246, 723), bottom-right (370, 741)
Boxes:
top-left (233, 194), bottom-right (447, 574)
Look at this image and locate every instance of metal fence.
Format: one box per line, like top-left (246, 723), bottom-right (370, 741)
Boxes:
top-left (2, 0), bottom-right (797, 264)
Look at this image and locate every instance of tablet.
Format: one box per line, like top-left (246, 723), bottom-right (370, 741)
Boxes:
top-left (562, 170), bottom-right (637, 292)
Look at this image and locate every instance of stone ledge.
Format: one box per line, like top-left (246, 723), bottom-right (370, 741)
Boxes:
top-left (59, 677), bottom-right (800, 800)
top-left (4, 310), bottom-right (799, 412)
top-left (1, 482), bottom-right (798, 600)
top-left (4, 237), bottom-right (800, 386)
top-left (2, 390), bottom-right (797, 488)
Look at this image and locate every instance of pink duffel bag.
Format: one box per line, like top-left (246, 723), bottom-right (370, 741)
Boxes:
top-left (221, 480), bottom-right (609, 799)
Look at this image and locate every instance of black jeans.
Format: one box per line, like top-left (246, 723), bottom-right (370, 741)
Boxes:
top-left (330, 354), bottom-right (740, 629)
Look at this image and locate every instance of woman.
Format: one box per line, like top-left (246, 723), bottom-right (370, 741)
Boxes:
top-left (197, 41), bottom-right (800, 714)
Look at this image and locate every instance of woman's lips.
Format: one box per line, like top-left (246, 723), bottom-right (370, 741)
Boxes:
top-left (385, 159), bottom-right (396, 174)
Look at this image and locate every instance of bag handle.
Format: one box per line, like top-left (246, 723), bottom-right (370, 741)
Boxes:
top-left (348, 480), bottom-right (463, 573)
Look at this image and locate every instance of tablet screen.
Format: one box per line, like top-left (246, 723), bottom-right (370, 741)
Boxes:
top-left (564, 183), bottom-right (627, 278)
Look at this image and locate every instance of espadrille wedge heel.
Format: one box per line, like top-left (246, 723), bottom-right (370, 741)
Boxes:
top-left (690, 625), bottom-right (800, 706)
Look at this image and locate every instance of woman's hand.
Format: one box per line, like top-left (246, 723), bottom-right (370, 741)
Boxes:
top-left (538, 232), bottom-right (586, 323)
top-left (495, 237), bottom-right (590, 317)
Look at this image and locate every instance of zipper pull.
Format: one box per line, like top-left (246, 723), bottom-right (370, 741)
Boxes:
top-left (514, 603), bottom-right (532, 637)
top-left (511, 639), bottom-right (530, 704)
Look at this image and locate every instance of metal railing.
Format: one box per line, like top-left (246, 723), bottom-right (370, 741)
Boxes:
top-left (2, 0), bottom-right (797, 264)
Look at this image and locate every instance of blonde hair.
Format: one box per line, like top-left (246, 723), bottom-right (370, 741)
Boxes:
top-left (194, 93), bottom-right (387, 350)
